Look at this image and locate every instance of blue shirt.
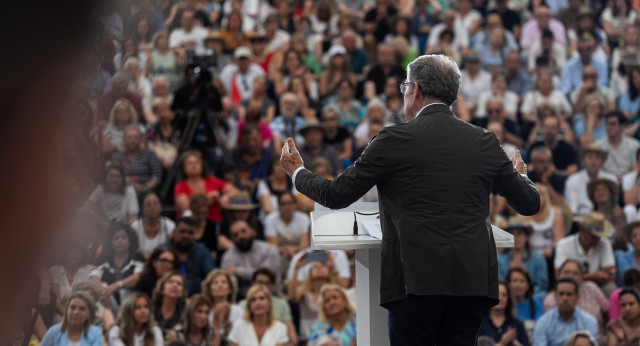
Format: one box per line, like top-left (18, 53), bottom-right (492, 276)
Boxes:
top-left (532, 307), bottom-right (599, 346)
top-left (516, 298), bottom-right (544, 322)
top-left (269, 116), bottom-right (306, 146)
top-left (309, 318), bottom-right (357, 346)
top-left (41, 324), bottom-right (103, 346)
top-left (573, 114), bottom-right (607, 142)
top-left (497, 250), bottom-right (549, 300)
top-left (615, 250), bottom-right (637, 287)
top-left (560, 57), bottom-right (609, 94)
top-left (159, 241), bottom-right (216, 295)
top-left (618, 91), bottom-right (640, 117)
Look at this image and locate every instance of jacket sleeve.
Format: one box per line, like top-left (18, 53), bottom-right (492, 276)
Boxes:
top-left (294, 130), bottom-right (395, 209)
top-left (493, 138), bottom-right (540, 216)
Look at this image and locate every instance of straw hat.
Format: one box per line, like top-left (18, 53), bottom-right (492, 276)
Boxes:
top-left (225, 191), bottom-right (258, 210)
top-left (574, 212), bottom-right (614, 238)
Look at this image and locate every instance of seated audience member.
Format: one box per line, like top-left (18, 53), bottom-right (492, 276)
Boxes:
top-left (237, 106), bottom-right (273, 149)
top-left (376, 76), bottom-right (405, 125)
top-left (269, 93), bottom-right (307, 151)
top-left (459, 49), bottom-right (492, 114)
top-left (41, 291), bottom-right (103, 345)
top-left (527, 148), bottom-right (567, 202)
top-left (308, 284), bottom-right (357, 346)
top-left (476, 27), bottom-right (511, 73)
top-left (296, 157), bottom-right (338, 214)
top-left (498, 221), bottom-right (549, 300)
top-left (132, 247), bottom-right (179, 298)
top-left (322, 107), bottom-right (353, 165)
top-left (503, 50), bottom-right (533, 100)
top-left (49, 240), bottom-right (94, 319)
top-left (288, 260), bottom-right (341, 342)
top-left (219, 191), bottom-right (262, 250)
top-left (426, 9), bottom-right (469, 57)
top-left (323, 78), bottom-right (364, 130)
top-left (615, 224), bottom-right (640, 286)
top-left (528, 184), bottom-right (565, 256)
top-left (257, 159), bottom-right (295, 220)
top-left (97, 73), bottom-right (143, 126)
top-left (610, 268), bottom-right (640, 320)
top-left (478, 281), bottom-right (530, 346)
top-left (264, 192), bottom-right (310, 262)
top-left (597, 111), bottom-right (640, 179)
top-left (288, 249), bottom-right (351, 288)
top-left (124, 57), bottom-right (151, 100)
top-left (569, 66), bottom-right (616, 113)
top-left (521, 70), bottom-right (572, 125)
top-left (168, 294), bottom-right (220, 346)
top-left (141, 77), bottom-right (173, 124)
top-left (86, 165), bottom-right (139, 227)
top-left (554, 212), bottom-right (617, 294)
top-left (506, 267), bottom-right (544, 336)
top-left (238, 76), bottom-right (275, 124)
top-left (161, 217), bottom-right (215, 295)
top-left (201, 270), bottom-right (244, 344)
top-left (174, 150), bottom-right (236, 222)
top-left (525, 103), bottom-right (576, 150)
top-left (488, 121), bottom-right (517, 159)
top-left (618, 67), bottom-right (640, 119)
top-left (528, 114), bottom-right (578, 178)
top-left (364, 44), bottom-right (406, 97)
top-left (237, 268), bottom-right (298, 345)
top-left (520, 4), bottom-right (566, 51)
top-left (544, 260), bottom-right (609, 325)
top-left (102, 99), bottom-right (140, 154)
top-left (319, 45), bottom-right (358, 101)
top-left (533, 278), bottom-right (599, 346)
top-left (110, 126), bottom-right (162, 196)
top-left (71, 281), bottom-right (115, 332)
top-left (228, 285), bottom-right (289, 346)
top-left (565, 144), bottom-right (617, 216)
top-left (298, 120), bottom-right (342, 177)
top-left (90, 223), bottom-right (144, 312)
top-left (475, 72), bottom-right (519, 121)
top-left (623, 153), bottom-right (640, 221)
top-left (187, 194), bottom-right (218, 258)
top-left (607, 288), bottom-right (640, 346)
top-left (527, 30), bottom-right (567, 77)
top-left (168, 9), bottom-right (208, 52)
top-left (219, 47), bottom-right (266, 104)
top-left (563, 331), bottom-right (598, 346)
top-left (560, 33), bottom-right (608, 95)
top-left (221, 220), bottom-right (280, 298)
top-left (230, 124), bottom-right (272, 192)
top-left (151, 272), bottom-right (187, 339)
top-left (574, 94), bottom-right (608, 148)
top-left (587, 178), bottom-right (628, 250)
top-left (353, 99), bottom-right (394, 147)
top-left (147, 32), bottom-right (181, 91)
top-left (108, 292), bottom-right (164, 345)
top-left (146, 98), bottom-right (179, 171)
top-left (472, 99), bottom-right (522, 148)
top-left (131, 192), bottom-right (176, 257)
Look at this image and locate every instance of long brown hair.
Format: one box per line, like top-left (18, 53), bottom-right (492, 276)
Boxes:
top-left (60, 291), bottom-right (96, 337)
top-left (116, 292), bottom-right (157, 346)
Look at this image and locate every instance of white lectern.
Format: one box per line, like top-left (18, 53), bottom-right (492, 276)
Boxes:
top-left (311, 202), bottom-right (514, 346)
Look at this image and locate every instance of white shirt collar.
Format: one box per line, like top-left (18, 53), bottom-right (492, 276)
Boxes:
top-left (416, 102), bottom-right (448, 118)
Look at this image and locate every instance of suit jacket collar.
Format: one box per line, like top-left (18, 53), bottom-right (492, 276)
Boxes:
top-left (416, 103), bottom-right (453, 118)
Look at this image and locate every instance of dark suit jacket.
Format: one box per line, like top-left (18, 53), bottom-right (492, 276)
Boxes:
top-left (294, 104), bottom-right (540, 306)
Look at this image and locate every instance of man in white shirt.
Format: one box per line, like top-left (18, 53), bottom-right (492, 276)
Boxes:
top-left (219, 46), bottom-right (266, 104)
top-left (596, 111), bottom-right (640, 179)
top-left (565, 144), bottom-right (617, 215)
top-left (169, 9), bottom-right (208, 53)
top-left (554, 212), bottom-right (616, 294)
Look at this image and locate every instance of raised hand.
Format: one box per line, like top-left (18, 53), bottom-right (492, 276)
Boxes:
top-left (280, 137), bottom-right (305, 177)
top-left (511, 150), bottom-right (527, 175)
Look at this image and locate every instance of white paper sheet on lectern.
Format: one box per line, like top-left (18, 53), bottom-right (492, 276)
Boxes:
top-left (361, 219), bottom-right (383, 240)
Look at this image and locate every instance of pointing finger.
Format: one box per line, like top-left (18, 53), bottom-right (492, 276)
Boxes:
top-left (287, 137), bottom-right (299, 156)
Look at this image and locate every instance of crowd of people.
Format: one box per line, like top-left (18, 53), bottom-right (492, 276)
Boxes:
top-left (20, 0), bottom-right (640, 344)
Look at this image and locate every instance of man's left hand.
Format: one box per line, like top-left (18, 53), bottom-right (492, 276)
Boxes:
top-left (512, 150), bottom-right (527, 175)
top-left (280, 137), bottom-right (304, 177)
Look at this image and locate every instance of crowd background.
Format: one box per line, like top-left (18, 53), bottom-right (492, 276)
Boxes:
top-left (14, 0), bottom-right (640, 344)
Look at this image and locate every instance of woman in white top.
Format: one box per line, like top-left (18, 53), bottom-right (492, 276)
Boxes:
top-left (475, 71), bottom-right (519, 120)
top-left (131, 192), bottom-right (175, 258)
top-left (521, 70), bottom-right (573, 124)
top-left (108, 292), bottom-right (164, 346)
top-left (201, 269), bottom-right (245, 344)
top-left (527, 184), bottom-right (565, 259)
top-left (228, 285), bottom-right (289, 346)
top-left (49, 240), bottom-right (94, 320)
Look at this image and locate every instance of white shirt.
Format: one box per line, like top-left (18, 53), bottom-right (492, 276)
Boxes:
top-left (459, 70), bottom-right (492, 107)
top-left (49, 265), bottom-right (94, 299)
top-left (209, 303), bottom-right (244, 326)
top-left (554, 233), bottom-right (615, 273)
top-left (130, 217), bottom-right (176, 255)
top-left (520, 90), bottom-right (573, 116)
top-left (287, 249), bottom-right (352, 281)
top-left (88, 185), bottom-right (139, 223)
top-left (168, 26), bottom-right (208, 52)
top-left (427, 21), bottom-right (469, 54)
top-left (108, 325), bottom-right (164, 346)
top-left (475, 90), bottom-right (519, 119)
top-left (227, 319), bottom-right (289, 346)
top-left (219, 63), bottom-right (266, 101)
top-left (623, 170), bottom-right (640, 204)
top-left (264, 211), bottom-right (310, 244)
top-left (596, 136), bottom-right (640, 178)
top-left (564, 169), bottom-right (618, 216)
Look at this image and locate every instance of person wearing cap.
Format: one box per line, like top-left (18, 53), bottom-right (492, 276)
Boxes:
top-left (614, 222), bottom-right (640, 287)
top-left (219, 46), bottom-right (266, 104)
top-left (596, 110), bottom-right (640, 179)
top-left (281, 54), bottom-right (540, 344)
top-left (560, 32), bottom-right (608, 95)
top-left (554, 212), bottom-right (616, 293)
top-left (587, 177), bottom-right (628, 251)
top-left (459, 49), bottom-right (492, 112)
top-left (520, 4), bottom-right (566, 51)
top-left (298, 120), bottom-right (341, 177)
top-left (565, 144), bottom-right (618, 216)
top-left (168, 9), bottom-right (209, 53)
top-left (498, 220), bottom-right (549, 300)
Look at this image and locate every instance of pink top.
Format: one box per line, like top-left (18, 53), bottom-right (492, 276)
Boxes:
top-left (237, 121), bottom-right (273, 145)
top-left (520, 19), bottom-right (566, 49)
top-left (610, 287), bottom-right (623, 321)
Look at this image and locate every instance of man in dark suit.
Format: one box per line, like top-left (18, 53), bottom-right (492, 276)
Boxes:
top-left (281, 54), bottom-right (541, 345)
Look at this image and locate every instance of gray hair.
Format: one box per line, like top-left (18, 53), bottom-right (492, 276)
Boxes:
top-left (124, 57), bottom-right (140, 70)
top-left (279, 92), bottom-right (300, 108)
top-left (152, 75), bottom-right (169, 87)
top-left (366, 98), bottom-right (390, 119)
top-left (407, 54), bottom-right (461, 106)
top-left (531, 146), bottom-right (553, 160)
